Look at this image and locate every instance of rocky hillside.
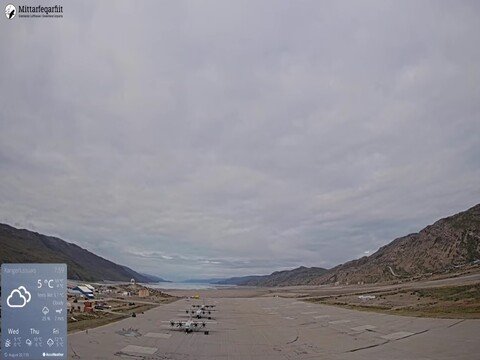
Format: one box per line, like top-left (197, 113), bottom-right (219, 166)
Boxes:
top-left (218, 266), bottom-right (328, 286)
top-left (223, 204), bottom-right (480, 287)
top-left (314, 203), bottom-right (480, 285)
top-left (0, 223), bottom-right (160, 282)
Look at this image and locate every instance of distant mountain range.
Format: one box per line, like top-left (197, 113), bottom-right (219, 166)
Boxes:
top-left (211, 204), bottom-right (480, 286)
top-left (2, 204), bottom-right (478, 286)
top-left (314, 203), bottom-right (480, 286)
top-left (182, 278), bottom-right (229, 284)
top-left (0, 223), bottom-right (167, 283)
top-left (139, 273), bottom-right (171, 283)
top-left (182, 276), bottom-right (267, 285)
top-left (215, 266), bottom-right (328, 286)
top-left (185, 268), bottom-right (329, 286)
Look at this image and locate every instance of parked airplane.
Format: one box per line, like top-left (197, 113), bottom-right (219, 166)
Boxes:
top-left (191, 304), bottom-right (216, 311)
top-left (186, 308), bottom-right (214, 319)
top-left (165, 319), bottom-right (210, 334)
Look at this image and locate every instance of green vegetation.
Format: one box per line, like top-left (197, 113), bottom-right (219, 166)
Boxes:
top-left (465, 234), bottom-right (479, 262)
top-left (414, 284), bottom-right (480, 301)
top-left (68, 312), bottom-right (126, 333)
top-left (306, 283), bottom-right (480, 319)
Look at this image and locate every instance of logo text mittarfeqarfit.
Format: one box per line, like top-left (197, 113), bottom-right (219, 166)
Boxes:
top-left (17, 5), bottom-right (63, 17)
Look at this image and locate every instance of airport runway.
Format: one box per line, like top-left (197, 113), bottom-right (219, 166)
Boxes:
top-left (68, 296), bottom-right (480, 359)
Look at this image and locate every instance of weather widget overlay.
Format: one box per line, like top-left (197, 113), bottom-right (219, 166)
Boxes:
top-left (1, 264), bottom-right (67, 359)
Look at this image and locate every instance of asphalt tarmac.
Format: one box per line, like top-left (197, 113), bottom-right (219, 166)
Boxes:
top-left (68, 295), bottom-right (480, 359)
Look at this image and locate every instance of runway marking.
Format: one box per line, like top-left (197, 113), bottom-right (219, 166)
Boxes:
top-left (285, 316), bottom-right (295, 320)
top-left (301, 311), bottom-right (317, 315)
top-left (115, 328), bottom-right (142, 337)
top-left (347, 341), bottom-right (388, 353)
top-left (447, 319), bottom-right (466, 328)
top-left (144, 332), bottom-right (171, 339)
top-left (286, 335), bottom-right (299, 344)
top-left (380, 331), bottom-right (414, 340)
top-left (351, 325), bottom-right (376, 332)
top-left (329, 320), bottom-right (351, 324)
top-left (121, 345), bottom-right (158, 355)
top-left (314, 315), bottom-right (330, 319)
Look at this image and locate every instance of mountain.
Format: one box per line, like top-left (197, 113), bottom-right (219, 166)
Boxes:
top-left (2, 204), bottom-right (478, 286)
top-left (215, 275), bottom-right (265, 285)
top-left (220, 204), bottom-right (480, 287)
top-left (218, 267), bottom-right (328, 286)
top-left (0, 223), bottom-right (158, 282)
top-left (314, 203), bottom-right (480, 285)
top-left (182, 278), bottom-right (229, 284)
top-left (139, 273), bottom-right (171, 283)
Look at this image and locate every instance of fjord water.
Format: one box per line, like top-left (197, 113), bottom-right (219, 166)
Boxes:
top-left (143, 281), bottom-right (231, 290)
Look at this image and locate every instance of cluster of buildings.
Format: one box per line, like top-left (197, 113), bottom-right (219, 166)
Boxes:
top-left (68, 284), bottom-right (95, 299)
top-left (66, 282), bottom-right (152, 315)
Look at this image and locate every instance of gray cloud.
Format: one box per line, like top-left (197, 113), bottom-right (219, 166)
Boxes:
top-left (1, 1), bottom-right (479, 280)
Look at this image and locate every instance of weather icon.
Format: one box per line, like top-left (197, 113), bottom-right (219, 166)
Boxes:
top-left (7, 286), bottom-right (31, 308)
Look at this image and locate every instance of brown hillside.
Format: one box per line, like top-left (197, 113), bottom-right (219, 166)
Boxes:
top-left (315, 204), bottom-right (480, 285)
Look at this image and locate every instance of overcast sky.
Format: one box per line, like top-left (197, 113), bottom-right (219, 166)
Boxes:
top-left (1, 1), bottom-right (479, 280)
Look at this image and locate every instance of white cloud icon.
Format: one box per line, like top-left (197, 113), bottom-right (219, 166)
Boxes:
top-left (7, 286), bottom-right (31, 308)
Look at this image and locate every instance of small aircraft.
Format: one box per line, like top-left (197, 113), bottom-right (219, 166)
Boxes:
top-left (186, 308), bottom-right (214, 319)
top-left (191, 304), bottom-right (216, 311)
top-left (166, 319), bottom-right (210, 334)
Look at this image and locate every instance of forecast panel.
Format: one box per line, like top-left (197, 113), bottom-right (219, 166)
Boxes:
top-left (1, 264), bottom-right (67, 360)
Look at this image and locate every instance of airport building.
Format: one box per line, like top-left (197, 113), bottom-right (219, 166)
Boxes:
top-left (73, 285), bottom-right (95, 299)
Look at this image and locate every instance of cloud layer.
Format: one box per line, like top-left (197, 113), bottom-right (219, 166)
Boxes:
top-left (1, 1), bottom-right (479, 280)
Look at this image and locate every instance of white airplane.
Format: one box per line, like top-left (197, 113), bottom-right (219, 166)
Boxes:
top-left (192, 304), bottom-right (216, 310)
top-left (191, 304), bottom-right (216, 313)
top-left (165, 318), bottom-right (210, 334)
top-left (186, 308), bottom-right (214, 319)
